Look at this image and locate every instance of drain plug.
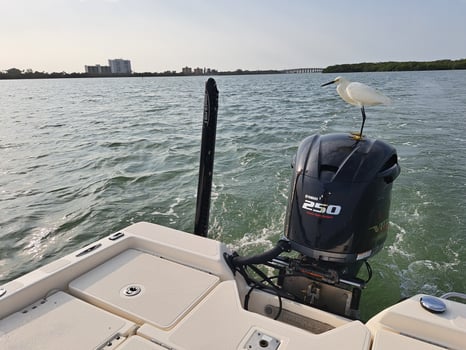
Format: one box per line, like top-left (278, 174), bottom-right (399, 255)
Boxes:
top-left (122, 285), bottom-right (142, 297)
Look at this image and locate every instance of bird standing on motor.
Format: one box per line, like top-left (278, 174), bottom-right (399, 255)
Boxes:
top-left (321, 76), bottom-right (391, 140)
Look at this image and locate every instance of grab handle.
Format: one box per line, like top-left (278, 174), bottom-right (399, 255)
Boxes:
top-left (378, 163), bottom-right (400, 184)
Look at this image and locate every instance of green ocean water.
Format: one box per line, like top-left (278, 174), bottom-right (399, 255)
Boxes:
top-left (1, 71), bottom-right (465, 320)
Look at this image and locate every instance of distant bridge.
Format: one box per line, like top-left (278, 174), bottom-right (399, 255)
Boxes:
top-left (282, 68), bottom-right (323, 74)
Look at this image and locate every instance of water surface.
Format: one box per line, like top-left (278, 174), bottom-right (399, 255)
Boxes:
top-left (1, 71), bottom-right (465, 320)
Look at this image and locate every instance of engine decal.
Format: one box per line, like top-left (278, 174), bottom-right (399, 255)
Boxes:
top-left (305, 211), bottom-right (334, 219)
top-left (302, 195), bottom-right (341, 218)
top-left (369, 218), bottom-right (390, 233)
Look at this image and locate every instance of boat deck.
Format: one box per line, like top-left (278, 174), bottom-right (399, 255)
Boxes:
top-left (0, 222), bottom-right (465, 349)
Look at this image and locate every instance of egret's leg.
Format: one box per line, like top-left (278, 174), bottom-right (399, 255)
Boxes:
top-left (358, 106), bottom-right (366, 137)
top-left (350, 106), bottom-right (366, 140)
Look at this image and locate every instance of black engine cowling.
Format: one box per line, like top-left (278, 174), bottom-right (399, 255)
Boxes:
top-left (285, 133), bottom-right (400, 264)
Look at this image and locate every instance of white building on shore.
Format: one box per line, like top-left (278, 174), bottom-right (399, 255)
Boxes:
top-left (109, 59), bottom-right (132, 74)
top-left (85, 59), bottom-right (132, 75)
top-left (85, 64), bottom-right (111, 74)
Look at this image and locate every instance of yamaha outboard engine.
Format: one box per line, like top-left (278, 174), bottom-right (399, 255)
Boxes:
top-left (227, 133), bottom-right (400, 319)
top-left (280, 133), bottom-right (400, 317)
top-left (286, 133), bottom-right (399, 261)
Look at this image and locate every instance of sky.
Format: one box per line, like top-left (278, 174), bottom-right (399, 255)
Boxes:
top-left (1, 0), bottom-right (466, 73)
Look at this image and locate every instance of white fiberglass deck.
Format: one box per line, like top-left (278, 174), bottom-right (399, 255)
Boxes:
top-left (0, 222), bottom-right (465, 349)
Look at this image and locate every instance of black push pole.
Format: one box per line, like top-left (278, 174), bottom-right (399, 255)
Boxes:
top-left (194, 78), bottom-right (218, 237)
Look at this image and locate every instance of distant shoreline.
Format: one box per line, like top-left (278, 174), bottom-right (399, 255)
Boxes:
top-left (323, 58), bottom-right (466, 73)
top-left (1, 59), bottom-right (465, 80)
top-left (0, 69), bottom-right (289, 80)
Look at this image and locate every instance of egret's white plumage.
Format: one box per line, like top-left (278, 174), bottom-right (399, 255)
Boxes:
top-left (321, 76), bottom-right (391, 140)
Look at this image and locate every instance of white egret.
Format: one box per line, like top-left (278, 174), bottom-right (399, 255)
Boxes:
top-left (321, 76), bottom-right (391, 140)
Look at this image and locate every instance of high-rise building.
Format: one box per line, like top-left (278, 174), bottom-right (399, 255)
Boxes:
top-left (108, 59), bottom-right (132, 74)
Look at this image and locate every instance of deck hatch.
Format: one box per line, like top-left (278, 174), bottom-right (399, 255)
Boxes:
top-left (69, 249), bottom-right (219, 330)
top-left (0, 291), bottom-right (135, 350)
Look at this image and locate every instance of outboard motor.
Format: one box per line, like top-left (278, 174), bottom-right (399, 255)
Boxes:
top-left (280, 133), bottom-right (400, 317)
top-left (286, 133), bottom-right (399, 261)
top-left (227, 133), bottom-right (400, 319)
